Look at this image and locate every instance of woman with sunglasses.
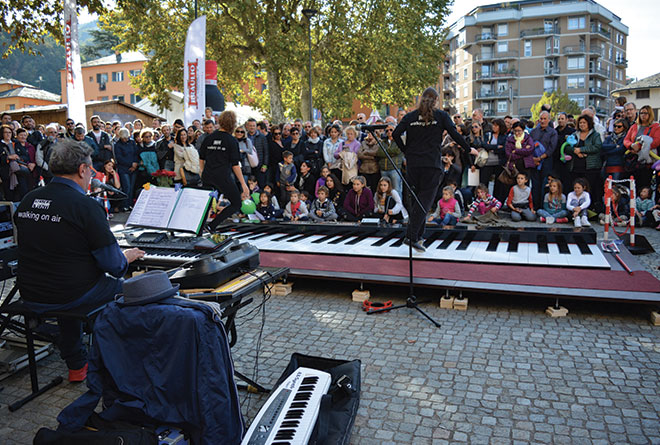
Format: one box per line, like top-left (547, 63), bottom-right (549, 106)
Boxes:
top-left (234, 125), bottom-right (256, 183)
top-left (602, 118), bottom-right (629, 181)
top-left (287, 126), bottom-right (305, 165)
top-left (623, 105), bottom-right (660, 190)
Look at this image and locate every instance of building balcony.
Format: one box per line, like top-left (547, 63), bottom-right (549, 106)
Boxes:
top-left (476, 89), bottom-right (517, 100)
top-left (588, 46), bottom-right (604, 58)
top-left (588, 86), bottom-right (608, 97)
top-left (519, 107), bottom-right (532, 117)
top-left (588, 102), bottom-right (608, 116)
top-left (546, 47), bottom-right (560, 56)
top-left (590, 25), bottom-right (611, 40)
top-left (544, 67), bottom-right (560, 76)
top-left (483, 109), bottom-right (498, 118)
top-left (474, 69), bottom-right (518, 81)
top-left (562, 45), bottom-right (586, 55)
top-left (474, 50), bottom-right (519, 62)
top-left (615, 58), bottom-right (628, 68)
top-left (474, 32), bottom-right (497, 44)
top-left (589, 66), bottom-right (609, 78)
top-left (520, 26), bottom-right (560, 38)
top-left (544, 87), bottom-right (557, 93)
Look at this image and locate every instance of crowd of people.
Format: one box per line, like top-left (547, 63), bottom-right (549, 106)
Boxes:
top-left (1, 95), bottom-right (659, 230)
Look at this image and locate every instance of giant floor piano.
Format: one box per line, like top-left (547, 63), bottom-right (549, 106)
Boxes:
top-left (216, 222), bottom-right (660, 303)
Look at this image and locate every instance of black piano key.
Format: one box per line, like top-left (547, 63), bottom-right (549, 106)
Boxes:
top-left (574, 235), bottom-right (592, 255)
top-left (286, 233), bottom-right (316, 243)
top-left (437, 231), bottom-right (458, 249)
top-left (486, 233), bottom-right (500, 252)
top-left (298, 385), bottom-right (316, 391)
top-left (390, 235), bottom-right (406, 247)
top-left (537, 235), bottom-right (549, 254)
top-left (328, 232), bottom-right (358, 244)
top-left (345, 231), bottom-right (376, 245)
top-left (280, 420), bottom-right (300, 427)
top-left (423, 231), bottom-right (442, 248)
top-left (234, 226), bottom-right (269, 239)
top-left (272, 232), bottom-right (296, 242)
top-left (312, 233), bottom-right (342, 244)
top-left (507, 234), bottom-right (520, 252)
top-left (556, 235), bottom-right (570, 254)
top-left (301, 376), bottom-right (318, 384)
top-left (289, 402), bottom-right (307, 409)
top-left (371, 230), bottom-right (401, 247)
top-left (249, 229), bottom-right (280, 240)
top-left (456, 231), bottom-right (476, 251)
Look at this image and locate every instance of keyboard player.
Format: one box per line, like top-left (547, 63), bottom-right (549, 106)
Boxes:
top-left (14, 139), bottom-right (144, 382)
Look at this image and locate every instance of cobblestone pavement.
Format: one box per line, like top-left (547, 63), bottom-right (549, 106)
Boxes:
top-left (0, 223), bottom-right (658, 444)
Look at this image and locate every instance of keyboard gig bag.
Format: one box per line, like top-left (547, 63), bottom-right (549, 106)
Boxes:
top-left (275, 353), bottom-right (361, 445)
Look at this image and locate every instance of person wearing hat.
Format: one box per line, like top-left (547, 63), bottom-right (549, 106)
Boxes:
top-left (15, 139), bottom-right (144, 382)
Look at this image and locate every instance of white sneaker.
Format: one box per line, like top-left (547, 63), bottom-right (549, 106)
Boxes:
top-left (546, 216), bottom-right (555, 224)
top-left (581, 215), bottom-right (591, 226)
top-left (574, 217), bottom-right (582, 227)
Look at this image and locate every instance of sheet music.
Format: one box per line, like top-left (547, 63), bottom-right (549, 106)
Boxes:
top-left (126, 187), bottom-right (178, 229)
top-left (167, 188), bottom-right (212, 233)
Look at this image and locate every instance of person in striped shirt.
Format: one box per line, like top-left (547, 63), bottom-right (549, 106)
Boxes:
top-left (462, 183), bottom-right (502, 224)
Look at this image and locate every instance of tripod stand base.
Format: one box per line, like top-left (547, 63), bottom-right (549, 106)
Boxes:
top-left (366, 297), bottom-right (441, 328)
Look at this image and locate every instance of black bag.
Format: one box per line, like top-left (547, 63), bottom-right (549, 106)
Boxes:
top-left (34, 424), bottom-right (157, 445)
top-left (275, 353), bottom-right (361, 445)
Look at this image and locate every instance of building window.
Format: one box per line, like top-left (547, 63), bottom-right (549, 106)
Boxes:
top-left (617, 33), bottom-right (624, 45)
top-left (96, 73), bottom-right (109, 84)
top-left (497, 62), bottom-right (508, 72)
top-left (112, 95), bottom-right (125, 102)
top-left (463, 85), bottom-right (468, 98)
top-left (89, 76), bottom-right (93, 82)
top-left (524, 41), bottom-right (532, 57)
top-left (567, 76), bottom-right (585, 89)
top-left (100, 96), bottom-right (109, 101)
top-left (8, 104), bottom-right (15, 110)
top-left (497, 24), bottom-right (508, 36)
top-left (569, 94), bottom-right (585, 107)
top-left (616, 69), bottom-right (623, 81)
top-left (567, 56), bottom-right (585, 70)
top-left (463, 50), bottom-right (468, 62)
top-left (129, 69), bottom-right (142, 77)
top-left (497, 101), bottom-right (507, 113)
top-left (497, 81), bottom-right (507, 91)
top-left (463, 68), bottom-right (468, 80)
top-left (130, 94), bottom-right (142, 104)
top-left (497, 41), bottom-right (508, 53)
top-left (636, 89), bottom-right (650, 99)
top-left (568, 16), bottom-right (585, 30)
top-left (112, 71), bottom-right (124, 82)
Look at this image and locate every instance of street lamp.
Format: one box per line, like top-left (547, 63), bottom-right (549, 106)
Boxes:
top-left (302, 8), bottom-right (318, 123)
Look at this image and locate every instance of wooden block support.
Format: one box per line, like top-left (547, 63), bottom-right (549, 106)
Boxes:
top-left (651, 311), bottom-right (660, 326)
top-left (440, 296), bottom-right (454, 309)
top-left (352, 289), bottom-right (370, 303)
top-left (546, 306), bottom-right (569, 318)
top-left (266, 282), bottom-right (293, 296)
top-left (453, 298), bottom-right (468, 311)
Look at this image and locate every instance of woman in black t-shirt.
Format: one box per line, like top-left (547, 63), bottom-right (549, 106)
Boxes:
top-left (199, 111), bottom-right (249, 230)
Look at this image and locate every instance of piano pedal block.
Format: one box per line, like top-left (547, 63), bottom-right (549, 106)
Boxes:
top-left (452, 298), bottom-right (468, 311)
top-left (352, 289), bottom-right (370, 303)
top-left (266, 282), bottom-right (293, 296)
top-left (439, 296), bottom-right (454, 309)
top-left (545, 306), bottom-right (569, 318)
top-left (651, 311), bottom-right (660, 326)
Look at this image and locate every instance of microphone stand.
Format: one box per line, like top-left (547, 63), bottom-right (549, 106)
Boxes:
top-left (363, 129), bottom-right (441, 328)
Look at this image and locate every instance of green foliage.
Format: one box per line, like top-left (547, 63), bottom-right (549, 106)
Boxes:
top-left (529, 89), bottom-right (582, 122)
top-left (1, 0), bottom-right (106, 57)
top-left (0, 32), bottom-right (64, 95)
top-left (80, 25), bottom-right (121, 62)
top-left (105, 0), bottom-right (451, 122)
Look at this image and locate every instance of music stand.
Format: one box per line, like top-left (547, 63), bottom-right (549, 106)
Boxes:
top-left (362, 129), bottom-right (441, 328)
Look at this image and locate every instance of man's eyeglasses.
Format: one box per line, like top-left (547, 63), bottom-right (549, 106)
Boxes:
top-left (291, 131), bottom-right (299, 135)
top-left (614, 125), bottom-right (624, 129)
top-left (386, 129), bottom-right (393, 133)
top-left (235, 130), bottom-right (245, 134)
top-left (273, 132), bottom-right (281, 136)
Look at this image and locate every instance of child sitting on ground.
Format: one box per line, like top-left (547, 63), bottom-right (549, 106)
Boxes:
top-left (567, 178), bottom-right (592, 227)
top-left (277, 150), bottom-right (297, 203)
top-left (283, 189), bottom-right (309, 221)
top-left (373, 177), bottom-right (407, 224)
top-left (538, 178), bottom-right (569, 224)
top-left (598, 185), bottom-right (629, 226)
top-left (255, 191), bottom-right (278, 221)
top-left (247, 175), bottom-right (260, 194)
top-left (428, 186), bottom-right (462, 226)
top-left (309, 186), bottom-right (338, 222)
top-left (343, 175), bottom-right (374, 222)
top-left (506, 172), bottom-right (536, 222)
top-left (635, 186), bottom-right (655, 226)
top-left (445, 179), bottom-right (466, 212)
top-left (462, 183), bottom-right (501, 224)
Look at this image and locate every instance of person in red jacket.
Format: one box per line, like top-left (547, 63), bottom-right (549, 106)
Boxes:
top-left (623, 105), bottom-right (660, 190)
top-left (343, 175), bottom-right (374, 221)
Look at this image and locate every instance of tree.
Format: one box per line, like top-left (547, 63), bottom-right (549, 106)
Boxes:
top-left (104, 0), bottom-right (450, 122)
top-left (0, 32), bottom-right (64, 94)
top-left (80, 26), bottom-right (121, 62)
top-left (1, 0), bottom-right (106, 57)
top-left (529, 89), bottom-right (582, 122)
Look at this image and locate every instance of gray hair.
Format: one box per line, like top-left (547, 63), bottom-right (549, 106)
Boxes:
top-left (353, 175), bottom-right (366, 186)
top-left (539, 110), bottom-right (550, 119)
top-left (118, 127), bottom-right (130, 139)
top-left (46, 123), bottom-right (59, 133)
top-left (49, 139), bottom-right (93, 175)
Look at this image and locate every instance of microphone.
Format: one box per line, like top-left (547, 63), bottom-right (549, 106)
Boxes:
top-left (356, 123), bottom-right (389, 132)
top-left (91, 178), bottom-right (127, 197)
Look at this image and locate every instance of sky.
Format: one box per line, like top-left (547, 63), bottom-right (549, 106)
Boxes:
top-left (80, 0), bottom-right (659, 81)
top-left (443, 0), bottom-right (659, 81)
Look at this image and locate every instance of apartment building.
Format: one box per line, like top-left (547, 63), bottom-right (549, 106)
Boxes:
top-left (60, 52), bottom-right (147, 105)
top-left (443, 0), bottom-right (628, 119)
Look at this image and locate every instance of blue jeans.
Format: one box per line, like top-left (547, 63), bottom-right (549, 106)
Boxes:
top-left (380, 169), bottom-right (402, 197)
top-left (119, 171), bottom-right (136, 209)
top-left (537, 209), bottom-right (569, 219)
top-left (433, 214), bottom-right (457, 226)
top-left (23, 275), bottom-right (123, 369)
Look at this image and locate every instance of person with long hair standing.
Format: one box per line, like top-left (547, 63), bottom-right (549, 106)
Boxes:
top-left (200, 110), bottom-right (249, 230)
top-left (393, 87), bottom-right (470, 251)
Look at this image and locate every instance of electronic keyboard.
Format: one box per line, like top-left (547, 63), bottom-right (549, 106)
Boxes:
top-left (242, 367), bottom-right (331, 445)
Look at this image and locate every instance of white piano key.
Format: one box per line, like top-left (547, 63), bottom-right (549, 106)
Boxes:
top-left (527, 242), bottom-right (550, 266)
top-left (588, 244), bottom-right (611, 268)
top-left (506, 242), bottom-right (529, 265)
top-left (469, 241), bottom-right (508, 265)
top-left (546, 243), bottom-right (570, 266)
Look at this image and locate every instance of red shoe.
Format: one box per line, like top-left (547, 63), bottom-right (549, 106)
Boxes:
top-left (556, 217), bottom-right (569, 223)
top-left (68, 363), bottom-right (88, 382)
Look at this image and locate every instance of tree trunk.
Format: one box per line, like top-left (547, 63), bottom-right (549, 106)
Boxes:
top-left (266, 67), bottom-right (285, 124)
top-left (300, 70), bottom-right (311, 122)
